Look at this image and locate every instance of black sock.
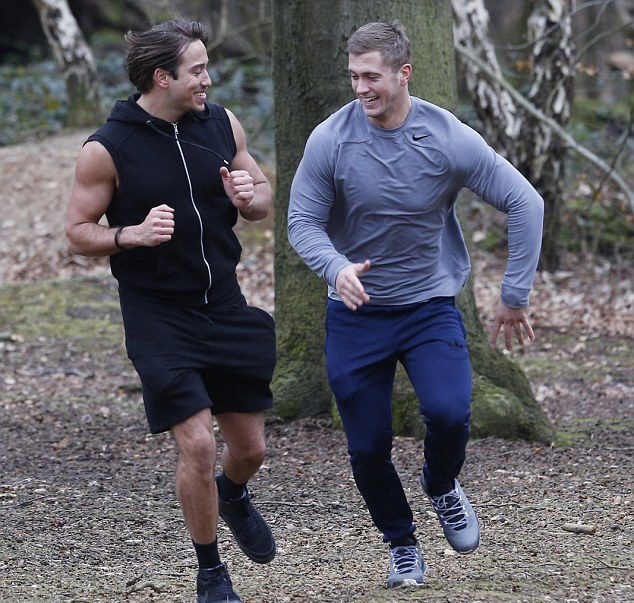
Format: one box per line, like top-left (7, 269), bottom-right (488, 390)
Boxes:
top-left (193, 539), bottom-right (221, 570)
top-left (217, 471), bottom-right (246, 500)
top-left (390, 535), bottom-right (418, 548)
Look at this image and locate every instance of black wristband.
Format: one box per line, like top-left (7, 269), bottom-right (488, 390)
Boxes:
top-left (114, 226), bottom-right (126, 251)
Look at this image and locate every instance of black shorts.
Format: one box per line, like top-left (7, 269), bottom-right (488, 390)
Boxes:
top-left (120, 293), bottom-right (276, 434)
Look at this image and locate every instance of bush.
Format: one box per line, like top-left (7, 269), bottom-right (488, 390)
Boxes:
top-left (0, 54), bottom-right (274, 163)
top-left (0, 62), bottom-right (66, 145)
top-left (560, 192), bottom-right (634, 259)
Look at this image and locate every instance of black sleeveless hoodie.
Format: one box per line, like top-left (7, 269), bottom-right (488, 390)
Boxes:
top-left (88, 93), bottom-right (241, 306)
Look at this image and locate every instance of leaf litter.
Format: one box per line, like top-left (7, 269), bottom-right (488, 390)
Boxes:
top-left (0, 131), bottom-right (632, 602)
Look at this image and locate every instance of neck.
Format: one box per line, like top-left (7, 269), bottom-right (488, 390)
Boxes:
top-left (370, 95), bottom-right (412, 130)
top-left (136, 93), bottom-right (185, 123)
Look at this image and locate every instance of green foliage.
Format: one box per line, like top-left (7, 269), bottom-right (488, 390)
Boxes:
top-left (0, 61), bottom-right (66, 145)
top-left (0, 53), bottom-right (274, 163)
top-left (94, 49), bottom-right (134, 104)
top-left (571, 95), bottom-right (633, 135)
top-left (564, 95), bottom-right (634, 259)
top-left (560, 194), bottom-right (634, 257)
top-left (459, 93), bottom-right (634, 262)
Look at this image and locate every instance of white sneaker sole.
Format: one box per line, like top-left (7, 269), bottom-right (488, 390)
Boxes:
top-left (387, 578), bottom-right (424, 588)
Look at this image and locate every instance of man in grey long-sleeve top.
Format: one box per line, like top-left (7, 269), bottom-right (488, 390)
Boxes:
top-left (288, 20), bottom-right (544, 590)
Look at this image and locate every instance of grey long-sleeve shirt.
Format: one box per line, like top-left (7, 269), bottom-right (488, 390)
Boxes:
top-left (288, 97), bottom-right (544, 308)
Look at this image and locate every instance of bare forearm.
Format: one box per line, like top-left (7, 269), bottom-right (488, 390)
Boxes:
top-left (66, 223), bottom-right (124, 257)
top-left (66, 204), bottom-right (175, 257)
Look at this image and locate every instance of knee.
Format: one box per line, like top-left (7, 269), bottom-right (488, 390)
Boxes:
top-left (179, 430), bottom-right (217, 473)
top-left (348, 433), bottom-right (392, 469)
top-left (424, 401), bottom-right (471, 433)
top-left (232, 441), bottom-right (267, 469)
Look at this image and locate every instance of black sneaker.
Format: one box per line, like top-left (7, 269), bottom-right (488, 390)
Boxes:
top-left (217, 479), bottom-right (276, 564)
top-left (197, 564), bottom-right (242, 603)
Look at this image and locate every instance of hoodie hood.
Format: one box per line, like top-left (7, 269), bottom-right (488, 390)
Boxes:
top-left (107, 92), bottom-right (215, 129)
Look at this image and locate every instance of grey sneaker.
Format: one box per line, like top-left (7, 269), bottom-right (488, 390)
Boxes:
top-left (386, 543), bottom-right (427, 588)
top-left (420, 475), bottom-right (480, 554)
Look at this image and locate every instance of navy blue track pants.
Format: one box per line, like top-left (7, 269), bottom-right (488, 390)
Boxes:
top-left (325, 296), bottom-right (472, 542)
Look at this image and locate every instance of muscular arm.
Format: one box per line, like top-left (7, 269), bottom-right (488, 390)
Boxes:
top-left (223, 109), bottom-right (272, 222)
top-left (65, 141), bottom-right (120, 257)
top-left (65, 141), bottom-right (175, 257)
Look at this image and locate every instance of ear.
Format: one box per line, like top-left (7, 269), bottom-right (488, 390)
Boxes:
top-left (400, 63), bottom-right (412, 85)
top-left (153, 68), bottom-right (171, 89)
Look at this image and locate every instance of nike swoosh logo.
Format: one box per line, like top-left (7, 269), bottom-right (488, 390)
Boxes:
top-left (412, 134), bottom-right (431, 141)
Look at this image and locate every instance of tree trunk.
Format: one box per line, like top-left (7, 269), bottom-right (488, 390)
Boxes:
top-left (272, 0), bottom-right (355, 417)
top-left (522, 0), bottom-right (574, 270)
top-left (273, 0), bottom-right (555, 442)
top-left (453, 0), bottom-right (575, 271)
top-left (31, 0), bottom-right (102, 128)
top-left (272, 0), bottom-right (453, 417)
top-left (452, 0), bottom-right (522, 163)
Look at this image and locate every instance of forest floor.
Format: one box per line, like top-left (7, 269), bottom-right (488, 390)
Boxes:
top-left (0, 131), bottom-right (632, 603)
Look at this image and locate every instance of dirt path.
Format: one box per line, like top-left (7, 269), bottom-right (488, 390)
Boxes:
top-left (0, 131), bottom-right (633, 602)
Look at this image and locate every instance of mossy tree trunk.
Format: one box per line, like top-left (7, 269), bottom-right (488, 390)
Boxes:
top-left (272, 0), bottom-right (555, 443)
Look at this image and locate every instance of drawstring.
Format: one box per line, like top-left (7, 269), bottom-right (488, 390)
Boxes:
top-left (145, 119), bottom-right (230, 166)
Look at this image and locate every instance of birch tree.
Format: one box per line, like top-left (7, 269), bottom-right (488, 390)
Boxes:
top-left (453, 0), bottom-right (575, 270)
top-left (31, 0), bottom-right (102, 128)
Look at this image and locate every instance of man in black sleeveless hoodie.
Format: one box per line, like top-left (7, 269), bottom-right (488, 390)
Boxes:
top-left (65, 20), bottom-right (275, 603)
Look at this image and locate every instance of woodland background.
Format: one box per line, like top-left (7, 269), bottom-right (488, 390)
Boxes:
top-left (0, 1), bottom-right (632, 602)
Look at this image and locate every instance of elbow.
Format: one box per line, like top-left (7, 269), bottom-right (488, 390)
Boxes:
top-left (287, 219), bottom-right (298, 249)
top-left (66, 237), bottom-right (81, 256)
top-left (64, 228), bottom-right (75, 254)
top-left (64, 226), bottom-right (83, 257)
top-left (537, 192), bottom-right (545, 213)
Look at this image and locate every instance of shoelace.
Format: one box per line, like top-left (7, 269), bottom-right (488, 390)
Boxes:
top-left (200, 566), bottom-right (233, 590)
top-left (430, 488), bottom-right (469, 530)
top-left (390, 545), bottom-right (421, 575)
top-left (225, 492), bottom-right (262, 537)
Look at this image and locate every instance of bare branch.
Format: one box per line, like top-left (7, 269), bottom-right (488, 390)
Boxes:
top-left (207, 15), bottom-right (273, 53)
top-left (495, 0), bottom-right (618, 52)
top-left (591, 105), bottom-right (634, 203)
top-left (454, 42), bottom-right (634, 210)
top-left (574, 21), bottom-right (633, 63)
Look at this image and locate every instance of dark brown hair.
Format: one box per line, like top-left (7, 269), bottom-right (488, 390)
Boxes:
top-left (125, 20), bottom-right (209, 93)
top-left (347, 20), bottom-right (411, 71)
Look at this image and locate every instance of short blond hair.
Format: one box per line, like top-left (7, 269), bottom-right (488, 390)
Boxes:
top-left (347, 20), bottom-right (411, 71)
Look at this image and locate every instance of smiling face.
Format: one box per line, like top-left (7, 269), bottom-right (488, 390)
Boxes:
top-left (167, 39), bottom-right (212, 113)
top-left (348, 51), bottom-right (412, 130)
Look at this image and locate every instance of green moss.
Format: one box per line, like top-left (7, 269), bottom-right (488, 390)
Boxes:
top-left (470, 375), bottom-right (555, 443)
top-left (272, 251), bottom-right (332, 417)
top-left (0, 276), bottom-right (122, 348)
top-left (556, 417), bottom-right (634, 446)
top-left (272, 354), bottom-right (331, 418)
top-left (552, 431), bottom-right (574, 447)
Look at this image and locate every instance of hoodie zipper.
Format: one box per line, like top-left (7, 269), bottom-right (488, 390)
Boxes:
top-left (172, 122), bottom-right (213, 304)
